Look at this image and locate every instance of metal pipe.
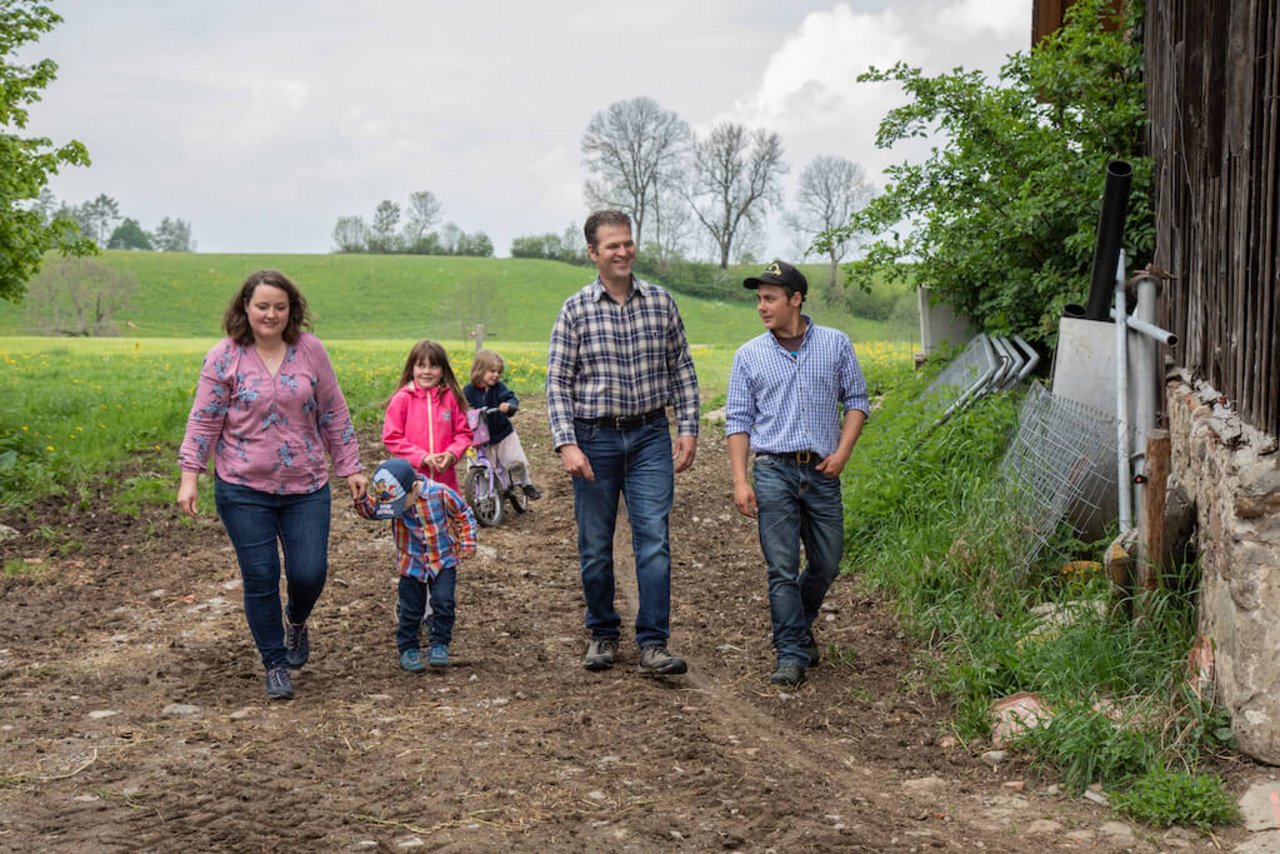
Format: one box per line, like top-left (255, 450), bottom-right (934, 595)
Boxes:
top-left (1108, 308), bottom-right (1178, 346)
top-left (999, 336), bottom-right (1027, 389)
top-left (1085, 161), bottom-right (1133, 321)
top-left (987, 336), bottom-right (1015, 391)
top-left (1012, 335), bottom-right (1041, 383)
top-left (1115, 250), bottom-right (1132, 532)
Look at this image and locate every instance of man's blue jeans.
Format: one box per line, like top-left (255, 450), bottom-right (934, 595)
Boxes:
top-left (214, 478), bottom-right (331, 670)
top-left (572, 416), bottom-right (674, 649)
top-left (753, 455), bottom-right (844, 666)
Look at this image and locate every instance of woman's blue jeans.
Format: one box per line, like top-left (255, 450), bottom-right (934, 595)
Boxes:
top-left (752, 455), bottom-right (844, 666)
top-left (214, 478), bottom-right (331, 670)
top-left (571, 416), bottom-right (674, 649)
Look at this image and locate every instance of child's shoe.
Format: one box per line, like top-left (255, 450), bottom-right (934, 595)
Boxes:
top-left (522, 483), bottom-right (542, 500)
top-left (427, 643), bottom-right (449, 669)
top-left (399, 648), bottom-right (426, 673)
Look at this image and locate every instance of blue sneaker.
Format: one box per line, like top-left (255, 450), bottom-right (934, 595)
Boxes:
top-left (427, 644), bottom-right (449, 669)
top-left (399, 648), bottom-right (426, 673)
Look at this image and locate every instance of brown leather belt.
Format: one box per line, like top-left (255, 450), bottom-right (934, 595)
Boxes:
top-left (757, 450), bottom-right (819, 465)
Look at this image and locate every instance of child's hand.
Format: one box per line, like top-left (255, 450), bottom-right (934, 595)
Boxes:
top-left (499, 403), bottom-right (511, 414)
top-left (423, 452), bottom-right (456, 472)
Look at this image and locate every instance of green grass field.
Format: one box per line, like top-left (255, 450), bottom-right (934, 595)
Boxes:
top-left (0, 251), bottom-right (916, 510)
top-left (0, 335), bottom-right (914, 510)
top-left (0, 251), bottom-right (906, 348)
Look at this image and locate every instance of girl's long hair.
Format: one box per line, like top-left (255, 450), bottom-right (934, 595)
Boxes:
top-left (470, 349), bottom-right (504, 385)
top-left (394, 339), bottom-right (468, 410)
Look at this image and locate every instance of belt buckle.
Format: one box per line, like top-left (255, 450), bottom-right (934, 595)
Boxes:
top-left (795, 450), bottom-right (813, 465)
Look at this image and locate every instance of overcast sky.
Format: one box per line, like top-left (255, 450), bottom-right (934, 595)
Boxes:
top-left (22, 0), bottom-right (1030, 259)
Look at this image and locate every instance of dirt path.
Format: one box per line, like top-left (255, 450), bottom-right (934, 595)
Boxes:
top-left (0, 405), bottom-right (1246, 851)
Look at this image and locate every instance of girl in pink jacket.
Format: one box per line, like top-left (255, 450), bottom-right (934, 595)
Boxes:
top-left (383, 340), bottom-right (474, 492)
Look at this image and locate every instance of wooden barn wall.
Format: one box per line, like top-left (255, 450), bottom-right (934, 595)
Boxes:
top-left (1147, 0), bottom-right (1280, 436)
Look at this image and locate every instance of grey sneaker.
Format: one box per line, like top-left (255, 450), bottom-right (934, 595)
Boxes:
top-left (583, 637), bottom-right (618, 671)
top-left (638, 646), bottom-right (688, 676)
top-left (285, 617), bottom-right (309, 669)
top-left (265, 666), bottom-right (294, 700)
top-left (769, 661), bottom-right (806, 687)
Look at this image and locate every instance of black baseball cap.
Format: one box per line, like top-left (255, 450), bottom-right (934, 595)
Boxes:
top-left (743, 260), bottom-right (807, 295)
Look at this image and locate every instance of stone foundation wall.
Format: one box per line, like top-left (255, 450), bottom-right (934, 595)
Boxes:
top-left (1167, 374), bottom-right (1280, 764)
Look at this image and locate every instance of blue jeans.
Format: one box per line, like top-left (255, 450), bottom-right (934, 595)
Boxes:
top-left (214, 478), bottom-right (331, 670)
top-left (753, 455), bottom-right (844, 666)
top-left (396, 567), bottom-right (456, 652)
top-left (572, 416), bottom-right (674, 649)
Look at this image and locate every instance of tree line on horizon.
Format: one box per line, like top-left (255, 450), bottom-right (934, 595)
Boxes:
top-left (327, 97), bottom-right (876, 308)
top-left (331, 191), bottom-right (494, 258)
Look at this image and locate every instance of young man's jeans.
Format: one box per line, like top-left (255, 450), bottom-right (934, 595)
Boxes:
top-left (396, 567), bottom-right (456, 652)
top-left (571, 416), bottom-right (674, 649)
top-left (752, 455), bottom-right (844, 666)
top-left (214, 478), bottom-right (331, 670)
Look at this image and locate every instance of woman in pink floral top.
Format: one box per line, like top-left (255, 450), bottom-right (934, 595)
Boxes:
top-left (177, 269), bottom-right (368, 701)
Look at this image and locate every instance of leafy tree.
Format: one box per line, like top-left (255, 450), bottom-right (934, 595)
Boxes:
top-left (368, 200), bottom-right (401, 253)
top-left (153, 216), bottom-right (193, 251)
top-left (79, 193), bottom-right (120, 245)
top-left (791, 155), bottom-right (875, 302)
top-left (405, 230), bottom-right (443, 255)
top-left (438, 221), bottom-right (461, 255)
top-left (582, 96), bottom-right (690, 249)
top-left (455, 230), bottom-right (493, 258)
top-left (834, 0), bottom-right (1150, 341)
top-left (25, 256), bottom-right (137, 336)
top-left (686, 122), bottom-right (787, 269)
top-left (107, 217), bottom-right (153, 250)
top-left (0, 2), bottom-right (93, 303)
top-left (403, 190), bottom-right (442, 243)
top-left (332, 215), bottom-right (368, 253)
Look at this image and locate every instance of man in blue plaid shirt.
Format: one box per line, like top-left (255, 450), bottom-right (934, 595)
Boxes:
top-left (725, 260), bottom-right (869, 688)
top-left (546, 210), bottom-right (699, 676)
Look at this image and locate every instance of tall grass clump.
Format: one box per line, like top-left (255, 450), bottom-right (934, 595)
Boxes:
top-left (841, 367), bottom-right (1237, 830)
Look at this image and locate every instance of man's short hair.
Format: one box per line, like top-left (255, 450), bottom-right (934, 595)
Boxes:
top-left (584, 210), bottom-right (632, 248)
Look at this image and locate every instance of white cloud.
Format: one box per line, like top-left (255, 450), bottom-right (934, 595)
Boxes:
top-left (22, 1), bottom-right (1029, 258)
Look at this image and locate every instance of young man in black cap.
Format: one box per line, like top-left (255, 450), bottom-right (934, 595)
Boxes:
top-left (724, 260), bottom-right (870, 687)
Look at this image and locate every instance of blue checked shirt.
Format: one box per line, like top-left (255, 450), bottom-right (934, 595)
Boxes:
top-left (724, 318), bottom-right (870, 458)
top-left (546, 276), bottom-right (700, 449)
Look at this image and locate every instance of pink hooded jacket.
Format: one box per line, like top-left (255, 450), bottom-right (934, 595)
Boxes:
top-left (382, 382), bottom-right (474, 491)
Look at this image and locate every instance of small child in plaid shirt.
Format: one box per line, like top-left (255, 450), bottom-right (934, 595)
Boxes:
top-left (355, 458), bottom-right (477, 672)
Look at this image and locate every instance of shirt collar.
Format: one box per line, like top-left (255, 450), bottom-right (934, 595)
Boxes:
top-left (591, 275), bottom-right (641, 303)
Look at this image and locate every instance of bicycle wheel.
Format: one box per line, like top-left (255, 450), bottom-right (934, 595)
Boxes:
top-left (507, 483), bottom-right (529, 515)
top-left (464, 464), bottom-right (503, 527)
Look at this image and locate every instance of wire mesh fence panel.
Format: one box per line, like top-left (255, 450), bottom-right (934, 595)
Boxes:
top-left (996, 382), bottom-right (1119, 570)
top-left (921, 334), bottom-right (997, 413)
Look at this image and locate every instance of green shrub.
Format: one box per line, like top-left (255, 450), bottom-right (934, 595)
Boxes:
top-left (1110, 767), bottom-right (1239, 830)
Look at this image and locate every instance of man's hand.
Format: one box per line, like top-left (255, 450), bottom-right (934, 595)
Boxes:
top-left (733, 480), bottom-right (757, 518)
top-left (815, 450), bottom-right (851, 479)
top-left (673, 435), bottom-right (697, 473)
top-left (559, 444), bottom-right (595, 481)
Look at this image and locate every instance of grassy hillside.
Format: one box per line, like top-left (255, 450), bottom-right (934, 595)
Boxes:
top-left (0, 252), bottom-right (910, 348)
